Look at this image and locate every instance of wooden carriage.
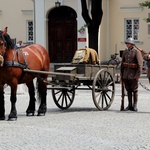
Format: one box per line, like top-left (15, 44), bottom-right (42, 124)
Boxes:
top-left (25, 48), bottom-right (116, 111)
top-left (48, 48), bottom-right (116, 110)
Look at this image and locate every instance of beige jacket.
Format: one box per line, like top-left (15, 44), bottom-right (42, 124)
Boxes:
top-left (121, 47), bottom-right (143, 80)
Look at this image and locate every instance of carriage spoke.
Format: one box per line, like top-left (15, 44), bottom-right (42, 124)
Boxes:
top-left (103, 93), bottom-right (109, 107)
top-left (97, 92), bottom-right (102, 105)
top-left (101, 94), bottom-right (104, 108)
top-left (105, 72), bottom-right (112, 86)
top-left (61, 94), bottom-right (65, 107)
top-left (66, 92), bottom-right (73, 102)
top-left (105, 92), bottom-right (111, 102)
top-left (55, 90), bottom-right (62, 95)
top-left (64, 94), bottom-right (68, 107)
top-left (103, 71), bottom-right (108, 86)
top-left (108, 88), bottom-right (115, 93)
top-left (95, 91), bottom-right (102, 99)
top-left (56, 91), bottom-right (63, 103)
top-left (52, 88), bottom-right (75, 109)
top-left (97, 77), bottom-right (103, 88)
top-left (107, 81), bottom-right (114, 87)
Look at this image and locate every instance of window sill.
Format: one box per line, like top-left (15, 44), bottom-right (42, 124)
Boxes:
top-left (135, 41), bottom-right (143, 44)
top-left (121, 41), bottom-right (143, 45)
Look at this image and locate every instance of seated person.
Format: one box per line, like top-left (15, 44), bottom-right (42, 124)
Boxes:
top-left (16, 41), bottom-right (22, 48)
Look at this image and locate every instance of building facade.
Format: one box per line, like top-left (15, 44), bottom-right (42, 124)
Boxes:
top-left (0, 0), bottom-right (149, 63)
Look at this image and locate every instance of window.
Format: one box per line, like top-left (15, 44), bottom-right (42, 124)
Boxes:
top-left (125, 18), bottom-right (139, 41)
top-left (27, 21), bottom-right (34, 42)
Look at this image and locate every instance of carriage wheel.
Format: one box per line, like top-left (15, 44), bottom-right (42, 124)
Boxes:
top-left (52, 87), bottom-right (75, 109)
top-left (92, 69), bottom-right (115, 110)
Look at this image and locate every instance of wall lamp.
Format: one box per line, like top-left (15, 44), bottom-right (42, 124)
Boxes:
top-left (55, 0), bottom-right (61, 7)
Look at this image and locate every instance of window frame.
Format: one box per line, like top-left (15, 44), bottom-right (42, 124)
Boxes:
top-left (26, 20), bottom-right (34, 43)
top-left (124, 18), bottom-right (140, 41)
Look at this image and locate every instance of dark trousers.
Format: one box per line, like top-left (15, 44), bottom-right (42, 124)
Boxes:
top-left (123, 79), bottom-right (138, 92)
top-left (123, 79), bottom-right (138, 107)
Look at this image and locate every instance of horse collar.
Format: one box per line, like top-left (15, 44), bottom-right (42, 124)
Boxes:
top-left (3, 48), bottom-right (28, 69)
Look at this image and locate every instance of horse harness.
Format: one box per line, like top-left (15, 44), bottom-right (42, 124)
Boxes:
top-left (2, 46), bottom-right (46, 82)
top-left (3, 47), bottom-right (28, 69)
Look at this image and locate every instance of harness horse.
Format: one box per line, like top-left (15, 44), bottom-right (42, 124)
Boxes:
top-left (0, 27), bottom-right (50, 121)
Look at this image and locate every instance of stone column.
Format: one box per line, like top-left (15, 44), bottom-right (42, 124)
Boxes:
top-left (32, 0), bottom-right (45, 47)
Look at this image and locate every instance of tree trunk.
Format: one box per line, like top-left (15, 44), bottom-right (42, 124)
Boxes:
top-left (81, 0), bottom-right (103, 53)
top-left (88, 23), bottom-right (99, 52)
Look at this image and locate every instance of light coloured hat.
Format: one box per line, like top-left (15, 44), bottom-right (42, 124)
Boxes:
top-left (125, 37), bottom-right (135, 45)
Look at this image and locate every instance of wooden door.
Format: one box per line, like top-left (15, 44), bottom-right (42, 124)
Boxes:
top-left (48, 8), bottom-right (77, 63)
top-left (49, 19), bottom-right (77, 63)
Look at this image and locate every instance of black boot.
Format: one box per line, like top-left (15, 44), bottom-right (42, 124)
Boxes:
top-left (125, 91), bottom-right (133, 111)
top-left (132, 91), bottom-right (138, 112)
top-left (132, 104), bottom-right (138, 111)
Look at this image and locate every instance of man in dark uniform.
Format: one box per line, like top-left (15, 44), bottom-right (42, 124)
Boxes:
top-left (121, 38), bottom-right (143, 111)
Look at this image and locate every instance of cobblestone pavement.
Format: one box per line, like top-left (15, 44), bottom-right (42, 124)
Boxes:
top-left (0, 77), bottom-right (150, 150)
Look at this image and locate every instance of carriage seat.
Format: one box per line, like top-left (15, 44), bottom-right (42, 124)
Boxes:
top-left (71, 48), bottom-right (100, 65)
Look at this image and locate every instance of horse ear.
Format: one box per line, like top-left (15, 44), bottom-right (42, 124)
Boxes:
top-left (2, 27), bottom-right (8, 35)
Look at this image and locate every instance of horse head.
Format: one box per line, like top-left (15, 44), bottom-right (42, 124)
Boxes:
top-left (0, 27), bottom-right (16, 66)
top-left (3, 27), bottom-right (14, 49)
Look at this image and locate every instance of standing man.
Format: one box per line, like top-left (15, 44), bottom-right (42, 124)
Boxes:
top-left (121, 38), bottom-right (143, 111)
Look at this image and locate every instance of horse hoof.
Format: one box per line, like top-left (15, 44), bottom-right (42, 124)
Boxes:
top-left (7, 117), bottom-right (17, 121)
top-left (37, 104), bottom-right (47, 116)
top-left (26, 109), bottom-right (35, 116)
top-left (37, 112), bottom-right (45, 116)
top-left (26, 112), bottom-right (34, 116)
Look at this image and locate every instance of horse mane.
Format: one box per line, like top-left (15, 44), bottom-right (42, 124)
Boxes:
top-left (3, 33), bottom-right (15, 49)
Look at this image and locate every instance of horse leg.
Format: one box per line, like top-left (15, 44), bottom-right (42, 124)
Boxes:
top-left (0, 90), bottom-right (5, 120)
top-left (37, 78), bottom-right (47, 116)
top-left (8, 87), bottom-right (17, 121)
top-left (26, 81), bottom-right (36, 116)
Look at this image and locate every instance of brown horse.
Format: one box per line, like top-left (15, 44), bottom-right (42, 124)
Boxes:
top-left (0, 27), bottom-right (50, 121)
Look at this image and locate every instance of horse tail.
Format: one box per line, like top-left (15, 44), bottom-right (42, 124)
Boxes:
top-left (36, 77), bottom-right (47, 108)
top-left (36, 78), bottom-right (41, 104)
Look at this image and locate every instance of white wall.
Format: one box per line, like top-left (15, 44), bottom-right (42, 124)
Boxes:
top-left (0, 0), bottom-right (33, 43)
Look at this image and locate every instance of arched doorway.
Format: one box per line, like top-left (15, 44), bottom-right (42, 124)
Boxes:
top-left (48, 6), bottom-right (77, 63)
